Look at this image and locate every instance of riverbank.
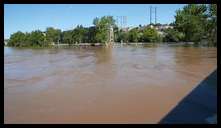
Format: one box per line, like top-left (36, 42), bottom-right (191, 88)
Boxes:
top-left (5, 41), bottom-right (216, 49)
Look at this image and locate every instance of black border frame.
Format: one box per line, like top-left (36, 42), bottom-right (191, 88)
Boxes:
top-left (1, 0), bottom-right (220, 127)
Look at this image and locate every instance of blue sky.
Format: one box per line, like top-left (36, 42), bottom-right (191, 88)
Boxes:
top-left (4, 4), bottom-right (186, 39)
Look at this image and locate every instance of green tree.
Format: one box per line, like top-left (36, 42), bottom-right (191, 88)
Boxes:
top-left (29, 30), bottom-right (46, 47)
top-left (163, 28), bottom-right (185, 42)
top-left (46, 27), bottom-right (61, 45)
top-left (93, 16), bottom-right (116, 43)
top-left (8, 31), bottom-right (26, 47)
top-left (116, 29), bottom-right (129, 43)
top-left (142, 27), bottom-right (159, 42)
top-left (128, 28), bottom-right (139, 42)
top-left (61, 30), bottom-right (73, 45)
top-left (174, 4), bottom-right (208, 42)
top-left (23, 32), bottom-right (32, 47)
top-left (87, 26), bottom-right (96, 43)
top-left (72, 25), bottom-right (87, 44)
top-left (206, 4), bottom-right (217, 46)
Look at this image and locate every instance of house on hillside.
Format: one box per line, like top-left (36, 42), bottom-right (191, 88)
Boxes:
top-left (155, 24), bottom-right (174, 31)
top-left (4, 39), bottom-right (8, 46)
top-left (120, 27), bottom-right (130, 32)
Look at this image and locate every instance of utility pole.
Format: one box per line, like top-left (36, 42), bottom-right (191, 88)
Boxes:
top-left (121, 16), bottom-right (123, 29)
top-left (149, 6), bottom-right (157, 25)
top-left (123, 16), bottom-right (127, 28)
top-left (150, 6), bottom-right (152, 24)
top-left (116, 16), bottom-right (127, 29)
top-left (155, 7), bottom-right (157, 24)
top-left (117, 16), bottom-right (120, 27)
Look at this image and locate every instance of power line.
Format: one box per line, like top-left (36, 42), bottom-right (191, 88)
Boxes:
top-left (150, 6), bottom-right (152, 24)
top-left (116, 16), bottom-right (127, 29)
top-left (155, 7), bottom-right (157, 24)
top-left (149, 6), bottom-right (157, 25)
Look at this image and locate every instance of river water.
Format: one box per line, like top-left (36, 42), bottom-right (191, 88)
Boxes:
top-left (4, 44), bottom-right (217, 123)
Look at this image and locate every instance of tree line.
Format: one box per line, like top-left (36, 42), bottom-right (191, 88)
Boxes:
top-left (7, 4), bottom-right (217, 47)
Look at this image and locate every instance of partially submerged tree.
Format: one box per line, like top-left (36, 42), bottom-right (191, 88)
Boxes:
top-left (93, 16), bottom-right (116, 43)
top-left (128, 28), bottom-right (139, 42)
top-left (29, 30), bottom-right (46, 47)
top-left (174, 4), bottom-right (208, 42)
top-left (7, 31), bottom-right (26, 47)
top-left (206, 4), bottom-right (217, 46)
top-left (163, 28), bottom-right (185, 42)
top-left (46, 27), bottom-right (61, 45)
top-left (61, 30), bottom-right (73, 45)
top-left (72, 25), bottom-right (88, 44)
top-left (142, 27), bottom-right (160, 42)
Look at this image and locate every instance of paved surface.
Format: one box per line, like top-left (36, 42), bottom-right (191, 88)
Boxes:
top-left (160, 69), bottom-right (217, 124)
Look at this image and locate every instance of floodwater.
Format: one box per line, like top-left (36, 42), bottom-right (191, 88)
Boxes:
top-left (4, 44), bottom-right (217, 124)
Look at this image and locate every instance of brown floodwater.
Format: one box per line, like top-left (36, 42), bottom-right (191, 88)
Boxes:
top-left (4, 44), bottom-right (217, 124)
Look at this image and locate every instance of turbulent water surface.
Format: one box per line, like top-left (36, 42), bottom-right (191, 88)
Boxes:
top-left (4, 45), bottom-right (217, 123)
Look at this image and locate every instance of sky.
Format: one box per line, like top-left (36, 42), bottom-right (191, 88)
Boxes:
top-left (4, 4), bottom-right (186, 39)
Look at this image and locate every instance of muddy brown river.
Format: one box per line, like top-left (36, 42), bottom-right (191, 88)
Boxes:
top-left (4, 45), bottom-right (217, 124)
